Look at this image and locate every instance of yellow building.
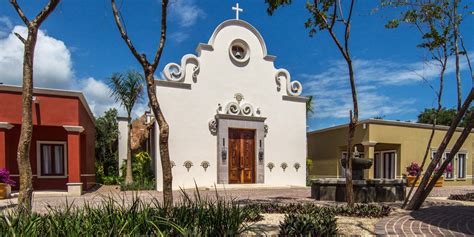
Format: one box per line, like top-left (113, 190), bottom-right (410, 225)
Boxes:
top-left (307, 119), bottom-right (473, 186)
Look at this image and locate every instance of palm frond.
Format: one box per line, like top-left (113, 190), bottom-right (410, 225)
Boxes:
top-left (108, 70), bottom-right (145, 117)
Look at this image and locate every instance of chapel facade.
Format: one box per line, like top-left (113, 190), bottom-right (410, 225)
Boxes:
top-left (151, 19), bottom-right (308, 190)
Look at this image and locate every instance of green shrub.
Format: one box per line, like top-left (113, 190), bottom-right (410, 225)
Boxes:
top-left (120, 179), bottom-right (156, 191)
top-left (448, 192), bottom-right (474, 201)
top-left (103, 175), bottom-right (121, 185)
top-left (243, 202), bottom-right (391, 218)
top-left (119, 151), bottom-right (155, 190)
top-left (279, 212), bottom-right (337, 236)
top-left (0, 188), bottom-right (259, 236)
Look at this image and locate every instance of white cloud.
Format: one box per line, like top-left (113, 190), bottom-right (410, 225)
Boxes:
top-left (78, 77), bottom-right (147, 118)
top-left (300, 56), bottom-right (469, 120)
top-left (0, 23), bottom-right (146, 118)
top-left (170, 0), bottom-right (205, 27)
top-left (0, 25), bottom-right (73, 88)
top-left (169, 31), bottom-right (189, 43)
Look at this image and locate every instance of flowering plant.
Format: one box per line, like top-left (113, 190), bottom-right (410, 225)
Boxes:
top-left (0, 168), bottom-right (16, 186)
top-left (406, 162), bottom-right (422, 176)
top-left (434, 162), bottom-right (453, 174)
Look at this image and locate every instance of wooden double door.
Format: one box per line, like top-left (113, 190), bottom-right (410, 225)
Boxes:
top-left (228, 128), bottom-right (256, 184)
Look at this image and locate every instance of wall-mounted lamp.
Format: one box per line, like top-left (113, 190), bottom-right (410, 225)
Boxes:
top-left (221, 138), bottom-right (227, 160)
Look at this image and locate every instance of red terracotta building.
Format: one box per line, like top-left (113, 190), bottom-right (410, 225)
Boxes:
top-left (0, 85), bottom-right (96, 195)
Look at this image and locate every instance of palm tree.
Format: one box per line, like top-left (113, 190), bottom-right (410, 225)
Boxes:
top-left (109, 70), bottom-right (144, 184)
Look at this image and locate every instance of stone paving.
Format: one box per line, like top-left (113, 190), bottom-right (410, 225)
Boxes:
top-left (0, 186), bottom-right (316, 213)
top-left (375, 205), bottom-right (474, 236)
top-left (375, 186), bottom-right (474, 236)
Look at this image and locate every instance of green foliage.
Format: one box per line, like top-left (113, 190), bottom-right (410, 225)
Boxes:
top-left (279, 212), bottom-right (337, 236)
top-left (133, 151), bottom-right (154, 183)
top-left (120, 151), bottom-right (155, 190)
top-left (243, 202), bottom-right (391, 218)
top-left (0, 198), bottom-right (183, 236)
top-left (417, 107), bottom-right (473, 126)
top-left (381, 0), bottom-right (463, 58)
top-left (448, 192), bottom-right (474, 201)
top-left (109, 70), bottom-right (144, 117)
top-left (265, 0), bottom-right (292, 15)
top-left (120, 179), bottom-right (155, 191)
top-left (95, 108), bottom-right (119, 180)
top-left (265, 0), bottom-right (349, 37)
top-left (0, 189), bottom-right (259, 236)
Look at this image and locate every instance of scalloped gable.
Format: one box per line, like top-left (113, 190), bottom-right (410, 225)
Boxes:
top-left (196, 20), bottom-right (276, 62)
top-left (160, 19), bottom-right (304, 98)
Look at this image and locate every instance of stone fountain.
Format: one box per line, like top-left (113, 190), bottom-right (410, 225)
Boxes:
top-left (311, 147), bottom-right (406, 203)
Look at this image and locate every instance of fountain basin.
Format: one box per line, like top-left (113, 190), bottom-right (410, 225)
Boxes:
top-left (311, 178), bottom-right (406, 203)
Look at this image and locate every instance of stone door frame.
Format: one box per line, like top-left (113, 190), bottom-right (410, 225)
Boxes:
top-left (216, 114), bottom-right (266, 184)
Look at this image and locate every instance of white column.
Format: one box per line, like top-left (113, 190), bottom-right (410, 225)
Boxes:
top-left (117, 117), bottom-right (129, 176)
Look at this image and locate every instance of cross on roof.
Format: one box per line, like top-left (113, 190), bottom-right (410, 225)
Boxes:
top-left (232, 3), bottom-right (243, 20)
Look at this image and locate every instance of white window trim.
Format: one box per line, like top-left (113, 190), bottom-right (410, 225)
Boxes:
top-left (376, 150), bottom-right (397, 179)
top-left (36, 141), bottom-right (68, 179)
top-left (430, 149), bottom-right (468, 180)
top-left (456, 152), bottom-right (468, 180)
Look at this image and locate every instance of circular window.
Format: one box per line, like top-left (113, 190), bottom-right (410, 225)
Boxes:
top-left (229, 39), bottom-right (250, 63)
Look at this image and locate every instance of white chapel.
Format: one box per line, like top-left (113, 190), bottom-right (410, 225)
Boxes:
top-left (122, 5), bottom-right (308, 190)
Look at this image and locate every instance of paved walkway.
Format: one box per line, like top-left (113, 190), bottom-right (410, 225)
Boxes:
top-left (0, 186), bottom-right (315, 213)
top-left (375, 185), bottom-right (474, 236)
top-left (375, 205), bottom-right (474, 236)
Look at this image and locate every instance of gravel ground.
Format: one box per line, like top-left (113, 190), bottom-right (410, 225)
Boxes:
top-left (336, 216), bottom-right (380, 236)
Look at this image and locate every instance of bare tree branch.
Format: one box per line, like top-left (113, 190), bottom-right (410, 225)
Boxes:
top-left (111, 0), bottom-right (147, 66)
top-left (32, 0), bottom-right (61, 26)
top-left (14, 32), bottom-right (26, 44)
top-left (459, 35), bottom-right (473, 83)
top-left (330, 0), bottom-right (338, 29)
top-left (152, 0), bottom-right (169, 71)
top-left (344, 0), bottom-right (355, 59)
top-left (9, 0), bottom-right (30, 26)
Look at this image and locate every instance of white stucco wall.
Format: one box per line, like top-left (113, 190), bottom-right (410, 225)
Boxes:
top-left (154, 20), bottom-right (307, 190)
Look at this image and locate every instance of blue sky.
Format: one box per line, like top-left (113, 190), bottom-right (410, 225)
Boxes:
top-left (0, 0), bottom-right (472, 130)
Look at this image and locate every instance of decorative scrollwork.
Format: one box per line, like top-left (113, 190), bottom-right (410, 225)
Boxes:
top-left (208, 119), bottom-right (217, 135)
top-left (294, 162), bottom-right (301, 172)
top-left (170, 161), bottom-right (176, 168)
top-left (183, 161), bottom-right (193, 172)
top-left (201, 161), bottom-right (210, 171)
top-left (275, 69), bottom-right (303, 96)
top-left (219, 93), bottom-right (258, 117)
top-left (226, 102), bottom-right (241, 115)
top-left (163, 54), bottom-right (200, 82)
top-left (281, 162), bottom-right (288, 172)
top-left (267, 162), bottom-right (275, 172)
top-left (240, 103), bottom-right (254, 116)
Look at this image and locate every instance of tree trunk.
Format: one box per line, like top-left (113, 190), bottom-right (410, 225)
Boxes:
top-left (453, 0), bottom-right (461, 112)
top-left (345, 57), bottom-right (358, 207)
top-left (16, 27), bottom-right (38, 213)
top-left (413, 110), bottom-right (474, 210)
top-left (406, 58), bottom-right (447, 209)
top-left (407, 89), bottom-right (474, 210)
top-left (145, 73), bottom-right (173, 207)
top-left (10, 0), bottom-right (60, 214)
top-left (403, 58), bottom-right (445, 208)
top-left (402, 123), bottom-right (436, 208)
top-left (125, 116), bottom-right (133, 184)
